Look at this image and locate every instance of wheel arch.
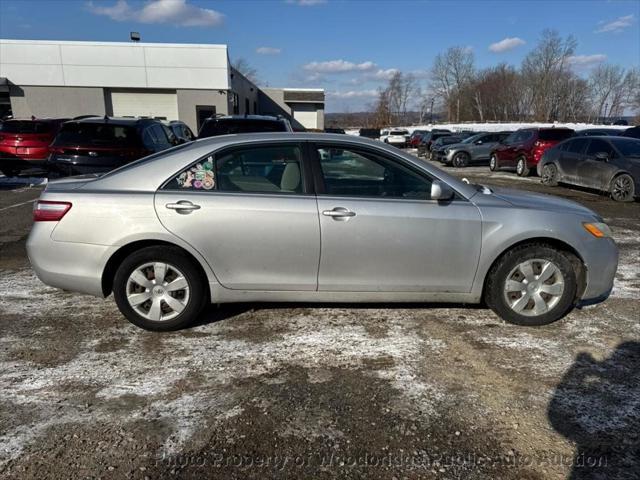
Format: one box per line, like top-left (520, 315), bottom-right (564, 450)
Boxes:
top-left (607, 170), bottom-right (634, 192)
top-left (101, 239), bottom-right (211, 298)
top-left (480, 237), bottom-right (587, 302)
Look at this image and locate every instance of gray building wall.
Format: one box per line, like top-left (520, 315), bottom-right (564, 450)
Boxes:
top-left (9, 86), bottom-right (106, 118)
top-left (176, 89), bottom-right (229, 132)
top-left (229, 68), bottom-right (259, 115)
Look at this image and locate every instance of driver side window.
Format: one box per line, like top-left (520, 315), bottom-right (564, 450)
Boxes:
top-left (317, 147), bottom-right (433, 199)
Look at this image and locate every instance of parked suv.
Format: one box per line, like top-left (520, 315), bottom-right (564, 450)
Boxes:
top-left (0, 118), bottom-right (68, 176)
top-left (489, 128), bottom-right (574, 176)
top-left (47, 117), bottom-right (177, 177)
top-left (198, 115), bottom-right (293, 138)
top-left (417, 131), bottom-right (452, 157)
top-left (538, 136), bottom-right (640, 202)
top-left (167, 121), bottom-right (195, 143)
top-left (380, 129), bottom-right (410, 148)
top-left (443, 132), bottom-right (511, 167)
top-left (408, 130), bottom-right (429, 147)
top-left (430, 133), bottom-right (475, 162)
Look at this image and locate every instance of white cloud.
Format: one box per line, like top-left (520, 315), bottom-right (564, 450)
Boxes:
top-left (87, 0), bottom-right (224, 27)
top-left (567, 54), bottom-right (607, 68)
top-left (303, 59), bottom-right (377, 74)
top-left (327, 90), bottom-right (379, 99)
top-left (365, 68), bottom-right (399, 81)
top-left (286, 0), bottom-right (327, 5)
top-left (488, 37), bottom-right (526, 53)
top-left (256, 46), bottom-right (282, 55)
top-left (596, 14), bottom-right (635, 33)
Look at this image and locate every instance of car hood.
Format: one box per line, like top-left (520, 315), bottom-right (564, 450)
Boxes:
top-left (490, 187), bottom-right (598, 217)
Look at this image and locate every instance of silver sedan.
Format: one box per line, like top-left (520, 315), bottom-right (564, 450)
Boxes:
top-left (27, 133), bottom-right (618, 330)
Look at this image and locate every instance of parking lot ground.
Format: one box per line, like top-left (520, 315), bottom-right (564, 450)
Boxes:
top-left (1, 162), bottom-right (639, 479)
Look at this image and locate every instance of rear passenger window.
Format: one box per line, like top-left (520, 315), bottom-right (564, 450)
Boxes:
top-left (586, 139), bottom-right (615, 158)
top-left (164, 145), bottom-right (304, 194)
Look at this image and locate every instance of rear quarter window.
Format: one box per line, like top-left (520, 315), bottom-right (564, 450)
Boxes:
top-left (539, 129), bottom-right (574, 141)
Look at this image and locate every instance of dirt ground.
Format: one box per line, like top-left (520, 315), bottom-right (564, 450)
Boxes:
top-left (0, 158), bottom-right (638, 480)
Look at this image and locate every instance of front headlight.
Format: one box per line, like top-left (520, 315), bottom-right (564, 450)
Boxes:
top-left (583, 222), bottom-right (613, 238)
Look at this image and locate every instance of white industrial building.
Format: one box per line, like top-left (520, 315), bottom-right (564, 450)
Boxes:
top-left (0, 39), bottom-right (324, 132)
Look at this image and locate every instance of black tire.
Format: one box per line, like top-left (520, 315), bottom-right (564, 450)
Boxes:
top-left (452, 152), bottom-right (470, 168)
top-left (113, 246), bottom-right (207, 331)
top-left (485, 243), bottom-right (578, 326)
top-left (610, 173), bottom-right (635, 202)
top-left (541, 163), bottom-right (558, 186)
top-left (489, 154), bottom-right (498, 171)
top-left (516, 157), bottom-right (530, 177)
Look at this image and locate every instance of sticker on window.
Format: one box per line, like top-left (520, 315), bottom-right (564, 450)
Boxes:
top-left (176, 156), bottom-right (215, 190)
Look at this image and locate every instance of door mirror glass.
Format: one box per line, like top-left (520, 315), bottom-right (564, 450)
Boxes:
top-left (595, 152), bottom-right (609, 161)
top-left (430, 180), bottom-right (454, 201)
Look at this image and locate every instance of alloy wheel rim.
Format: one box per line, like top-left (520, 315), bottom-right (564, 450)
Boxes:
top-left (517, 160), bottom-right (524, 174)
top-left (542, 165), bottom-right (556, 184)
top-left (503, 259), bottom-right (565, 317)
top-left (490, 156), bottom-right (496, 169)
top-left (126, 262), bottom-right (190, 321)
top-left (454, 154), bottom-right (465, 167)
top-left (612, 176), bottom-right (633, 201)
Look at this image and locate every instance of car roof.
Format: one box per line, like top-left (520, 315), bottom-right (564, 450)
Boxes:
top-left (89, 132), bottom-right (478, 198)
top-left (207, 115), bottom-right (284, 122)
top-left (64, 117), bottom-right (157, 126)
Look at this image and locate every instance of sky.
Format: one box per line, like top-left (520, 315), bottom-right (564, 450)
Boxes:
top-left (1, 0), bottom-right (639, 112)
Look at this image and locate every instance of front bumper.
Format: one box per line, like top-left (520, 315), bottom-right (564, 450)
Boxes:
top-left (26, 223), bottom-right (112, 297)
top-left (579, 237), bottom-right (618, 304)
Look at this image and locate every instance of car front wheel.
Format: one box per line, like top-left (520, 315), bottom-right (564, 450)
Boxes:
top-left (489, 154), bottom-right (498, 171)
top-left (452, 152), bottom-right (469, 168)
top-left (485, 244), bottom-right (578, 326)
top-left (113, 246), bottom-right (207, 331)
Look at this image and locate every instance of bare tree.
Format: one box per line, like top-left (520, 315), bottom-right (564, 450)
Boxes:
top-left (430, 46), bottom-right (475, 122)
top-left (521, 30), bottom-right (576, 121)
top-left (386, 72), bottom-right (417, 124)
top-left (231, 58), bottom-right (259, 84)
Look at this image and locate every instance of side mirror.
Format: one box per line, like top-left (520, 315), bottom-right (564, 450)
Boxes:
top-left (431, 180), bottom-right (454, 201)
top-left (475, 140), bottom-right (483, 145)
top-left (595, 152), bottom-right (608, 161)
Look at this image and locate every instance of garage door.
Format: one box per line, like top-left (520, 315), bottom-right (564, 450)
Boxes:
top-left (292, 104), bottom-right (318, 130)
top-left (110, 90), bottom-right (178, 120)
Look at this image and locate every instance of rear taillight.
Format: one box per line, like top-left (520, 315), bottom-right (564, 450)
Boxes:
top-left (33, 201), bottom-right (72, 222)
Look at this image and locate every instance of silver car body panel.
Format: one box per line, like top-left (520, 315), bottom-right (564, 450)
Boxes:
top-left (26, 133), bottom-right (618, 307)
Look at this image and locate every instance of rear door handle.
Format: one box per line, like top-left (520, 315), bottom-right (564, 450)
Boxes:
top-left (166, 201), bottom-right (201, 213)
top-left (322, 207), bottom-right (356, 219)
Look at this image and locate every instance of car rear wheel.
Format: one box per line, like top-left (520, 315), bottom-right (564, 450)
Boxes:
top-left (541, 163), bottom-right (558, 186)
top-left (113, 246), bottom-right (207, 331)
top-left (489, 154), bottom-right (498, 171)
top-left (485, 244), bottom-right (577, 326)
top-left (452, 152), bottom-right (469, 168)
top-left (610, 174), bottom-right (635, 202)
top-left (516, 157), bottom-right (530, 177)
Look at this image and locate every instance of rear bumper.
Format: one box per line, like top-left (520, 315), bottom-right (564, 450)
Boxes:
top-left (26, 223), bottom-right (111, 297)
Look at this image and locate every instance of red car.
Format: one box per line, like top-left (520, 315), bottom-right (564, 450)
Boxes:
top-left (408, 129), bottom-right (429, 147)
top-left (0, 118), bottom-right (68, 176)
top-left (489, 127), bottom-right (574, 176)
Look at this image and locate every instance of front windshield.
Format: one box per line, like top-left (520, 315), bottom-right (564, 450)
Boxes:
top-left (461, 134), bottom-right (483, 144)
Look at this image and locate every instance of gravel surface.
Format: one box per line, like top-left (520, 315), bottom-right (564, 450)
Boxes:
top-left (0, 161), bottom-right (638, 479)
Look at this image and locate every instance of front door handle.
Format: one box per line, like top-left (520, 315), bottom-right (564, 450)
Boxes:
top-left (166, 201), bottom-right (201, 213)
top-left (322, 207), bottom-right (356, 219)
